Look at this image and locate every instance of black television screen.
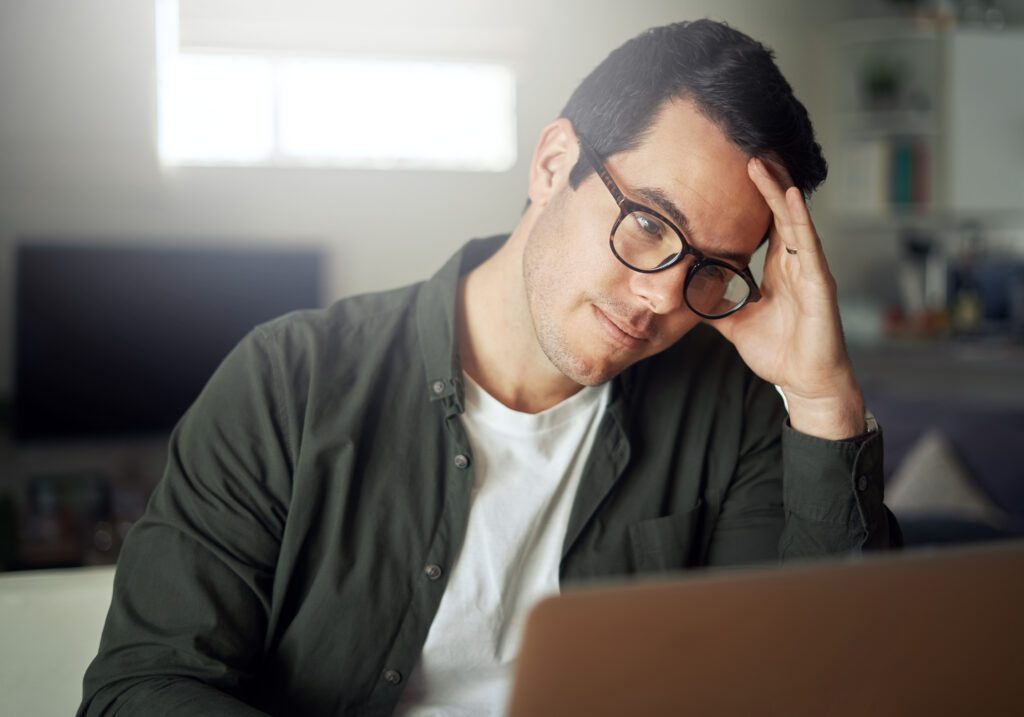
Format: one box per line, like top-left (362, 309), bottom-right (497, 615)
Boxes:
top-left (14, 242), bottom-right (323, 440)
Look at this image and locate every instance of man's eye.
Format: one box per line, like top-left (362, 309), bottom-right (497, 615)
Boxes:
top-left (633, 213), bottom-right (664, 237)
top-left (698, 264), bottom-right (726, 281)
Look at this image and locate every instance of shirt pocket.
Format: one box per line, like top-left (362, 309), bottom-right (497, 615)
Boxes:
top-left (627, 499), bottom-right (704, 574)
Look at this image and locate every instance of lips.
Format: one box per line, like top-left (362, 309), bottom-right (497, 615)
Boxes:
top-left (594, 305), bottom-right (653, 349)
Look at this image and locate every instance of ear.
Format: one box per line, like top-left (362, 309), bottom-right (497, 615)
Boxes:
top-left (527, 118), bottom-right (580, 207)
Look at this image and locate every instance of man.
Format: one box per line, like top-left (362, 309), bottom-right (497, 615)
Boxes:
top-left (80, 19), bottom-right (899, 717)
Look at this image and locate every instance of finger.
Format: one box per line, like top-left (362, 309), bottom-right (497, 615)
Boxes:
top-left (784, 186), bottom-right (831, 277)
top-left (750, 157), bottom-right (828, 277)
top-left (760, 226), bottom-right (795, 297)
top-left (747, 158), bottom-right (799, 255)
top-left (763, 222), bottom-right (784, 264)
top-left (783, 186), bottom-right (818, 250)
top-left (763, 157), bottom-right (796, 189)
top-left (747, 157), bottom-right (792, 225)
top-left (758, 228), bottom-right (785, 290)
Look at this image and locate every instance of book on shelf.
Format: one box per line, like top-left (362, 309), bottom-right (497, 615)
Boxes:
top-left (836, 137), bottom-right (931, 215)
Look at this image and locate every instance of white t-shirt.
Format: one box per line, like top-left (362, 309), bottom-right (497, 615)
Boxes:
top-left (393, 373), bottom-right (611, 716)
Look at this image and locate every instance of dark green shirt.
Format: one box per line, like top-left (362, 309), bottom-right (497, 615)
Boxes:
top-left (80, 235), bottom-right (899, 716)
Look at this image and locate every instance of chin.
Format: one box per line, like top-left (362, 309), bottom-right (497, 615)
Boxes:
top-left (548, 343), bottom-right (632, 387)
top-left (532, 305), bottom-right (641, 386)
top-left (566, 365), bottom-right (618, 387)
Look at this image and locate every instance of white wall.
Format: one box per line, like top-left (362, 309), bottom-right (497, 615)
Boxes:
top-left (0, 0), bottom-right (851, 396)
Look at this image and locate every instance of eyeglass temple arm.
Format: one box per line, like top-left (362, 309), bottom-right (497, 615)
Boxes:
top-left (577, 135), bottom-right (628, 209)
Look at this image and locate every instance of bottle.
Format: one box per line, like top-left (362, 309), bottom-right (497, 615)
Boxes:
top-left (951, 222), bottom-right (986, 335)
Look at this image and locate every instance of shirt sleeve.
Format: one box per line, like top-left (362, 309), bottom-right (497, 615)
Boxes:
top-left (78, 327), bottom-right (294, 716)
top-left (779, 421), bottom-right (902, 558)
top-left (705, 376), bottom-right (900, 567)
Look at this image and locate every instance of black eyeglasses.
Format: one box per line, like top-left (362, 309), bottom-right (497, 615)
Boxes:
top-left (576, 132), bottom-right (762, 319)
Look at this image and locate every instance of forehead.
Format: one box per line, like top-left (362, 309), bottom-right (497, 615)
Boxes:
top-left (606, 98), bottom-right (771, 260)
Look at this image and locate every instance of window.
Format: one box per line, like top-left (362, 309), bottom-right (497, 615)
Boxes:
top-left (155, 0), bottom-right (517, 170)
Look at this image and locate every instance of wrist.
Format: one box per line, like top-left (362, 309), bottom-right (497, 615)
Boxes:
top-left (783, 382), bottom-right (866, 441)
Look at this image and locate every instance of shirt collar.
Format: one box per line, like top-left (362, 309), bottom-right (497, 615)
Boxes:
top-left (416, 234), bottom-right (507, 416)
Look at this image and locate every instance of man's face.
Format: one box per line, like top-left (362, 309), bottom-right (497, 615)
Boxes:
top-left (523, 98), bottom-right (773, 386)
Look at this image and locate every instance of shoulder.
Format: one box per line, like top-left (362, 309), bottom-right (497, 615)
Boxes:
top-left (252, 282), bottom-right (422, 356)
top-left (241, 283), bottom-right (425, 392)
top-left (233, 282), bottom-right (426, 429)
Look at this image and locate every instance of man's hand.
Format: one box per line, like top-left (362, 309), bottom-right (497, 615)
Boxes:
top-left (708, 157), bottom-right (866, 441)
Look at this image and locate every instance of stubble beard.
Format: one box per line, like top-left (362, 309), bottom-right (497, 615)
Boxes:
top-left (522, 194), bottom-right (618, 388)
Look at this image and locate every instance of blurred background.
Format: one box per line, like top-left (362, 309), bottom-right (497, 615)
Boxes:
top-left (0, 0), bottom-right (1023, 574)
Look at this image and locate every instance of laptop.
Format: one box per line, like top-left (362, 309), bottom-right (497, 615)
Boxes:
top-left (507, 540), bottom-right (1024, 716)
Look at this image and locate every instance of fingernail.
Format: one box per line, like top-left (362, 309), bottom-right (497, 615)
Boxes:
top-left (751, 157), bottom-right (767, 175)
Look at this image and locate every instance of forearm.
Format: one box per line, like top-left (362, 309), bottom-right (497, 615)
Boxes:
top-left (79, 328), bottom-right (293, 716)
top-left (782, 375), bottom-right (866, 441)
top-left (81, 676), bottom-right (270, 717)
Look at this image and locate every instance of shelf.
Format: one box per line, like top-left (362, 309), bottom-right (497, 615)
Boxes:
top-left (838, 110), bottom-right (939, 137)
top-left (850, 339), bottom-right (1024, 409)
top-left (832, 207), bottom-right (936, 226)
top-left (834, 18), bottom-right (946, 45)
top-left (830, 22), bottom-right (1024, 219)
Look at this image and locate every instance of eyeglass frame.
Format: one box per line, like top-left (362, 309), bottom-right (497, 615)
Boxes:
top-left (575, 131), bottom-right (763, 319)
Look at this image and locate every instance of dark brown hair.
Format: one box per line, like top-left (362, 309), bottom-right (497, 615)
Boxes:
top-left (559, 19), bottom-right (827, 197)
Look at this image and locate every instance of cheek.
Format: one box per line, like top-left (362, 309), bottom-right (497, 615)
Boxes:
top-left (556, 209), bottom-right (623, 305)
top-left (563, 182), bottom-right (627, 267)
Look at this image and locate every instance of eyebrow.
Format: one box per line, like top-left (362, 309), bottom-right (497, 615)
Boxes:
top-left (632, 184), bottom-right (755, 267)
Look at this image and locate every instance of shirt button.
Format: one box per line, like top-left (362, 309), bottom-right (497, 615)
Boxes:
top-left (383, 669), bottom-right (402, 685)
top-left (857, 475), bottom-right (868, 491)
top-left (453, 453), bottom-right (470, 470)
top-left (431, 380), bottom-right (445, 395)
top-left (424, 564), bottom-right (443, 580)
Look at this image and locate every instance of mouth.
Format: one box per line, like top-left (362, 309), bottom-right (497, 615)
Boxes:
top-left (593, 305), bottom-right (652, 350)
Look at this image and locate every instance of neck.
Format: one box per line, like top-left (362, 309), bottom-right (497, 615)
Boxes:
top-left (457, 218), bottom-right (583, 414)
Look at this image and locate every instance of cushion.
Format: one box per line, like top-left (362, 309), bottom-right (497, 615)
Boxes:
top-left (886, 428), bottom-right (1008, 529)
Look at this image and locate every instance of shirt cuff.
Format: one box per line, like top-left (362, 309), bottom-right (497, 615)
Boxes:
top-left (781, 419), bottom-right (885, 529)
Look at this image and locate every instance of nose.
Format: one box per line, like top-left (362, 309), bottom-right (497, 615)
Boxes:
top-left (629, 260), bottom-right (690, 315)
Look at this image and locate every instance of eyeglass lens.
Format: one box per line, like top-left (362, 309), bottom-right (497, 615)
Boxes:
top-left (612, 210), bottom-right (750, 318)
